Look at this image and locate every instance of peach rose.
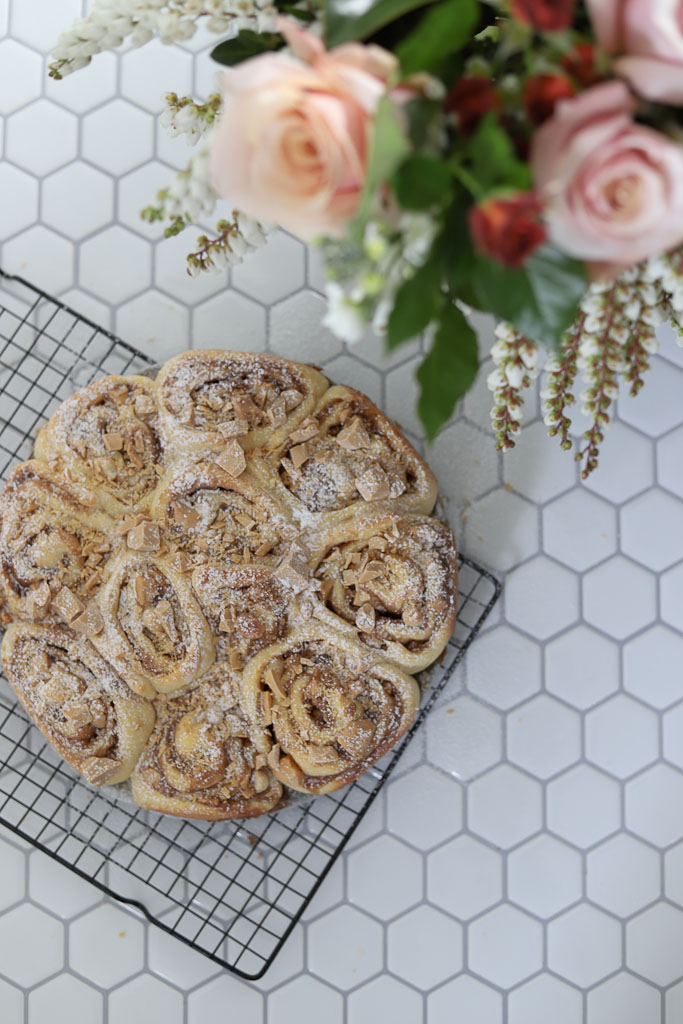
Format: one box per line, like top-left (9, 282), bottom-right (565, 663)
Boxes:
top-left (586, 0), bottom-right (683, 104)
top-left (209, 20), bottom-right (399, 241)
top-left (531, 81), bottom-right (683, 268)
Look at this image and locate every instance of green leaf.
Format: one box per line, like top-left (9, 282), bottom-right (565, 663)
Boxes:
top-left (471, 245), bottom-right (587, 349)
top-left (276, 3), bottom-right (316, 21)
top-left (464, 115), bottom-right (531, 193)
top-left (387, 257), bottom-right (444, 349)
top-left (211, 31), bottom-right (283, 66)
top-left (324, 0), bottom-right (436, 47)
top-left (395, 0), bottom-right (479, 75)
top-left (417, 303), bottom-right (479, 439)
top-left (392, 155), bottom-right (452, 211)
top-left (350, 95), bottom-right (411, 238)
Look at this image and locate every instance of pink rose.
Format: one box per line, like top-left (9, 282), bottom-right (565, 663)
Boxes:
top-left (586, 0), bottom-right (683, 104)
top-left (531, 81), bottom-right (683, 268)
top-left (209, 20), bottom-right (399, 241)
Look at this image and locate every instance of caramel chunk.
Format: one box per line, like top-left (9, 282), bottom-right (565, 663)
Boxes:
top-left (134, 393), bottom-right (156, 418)
top-left (254, 540), bottom-right (275, 557)
top-left (289, 417), bottom-right (319, 443)
top-left (281, 388), bottom-right (303, 411)
top-left (232, 394), bottom-right (258, 421)
top-left (28, 581), bottom-right (52, 616)
top-left (54, 587), bottom-right (85, 623)
top-left (229, 650), bottom-right (243, 671)
top-left (71, 602), bottom-right (105, 637)
top-left (267, 743), bottom-right (281, 772)
top-left (218, 418), bottom-right (249, 439)
top-left (143, 599), bottom-right (177, 642)
top-left (169, 552), bottom-right (191, 573)
top-left (356, 465), bottom-right (391, 502)
top-left (336, 417), bottom-right (371, 451)
top-left (215, 439), bottom-right (247, 477)
top-left (109, 384), bottom-right (129, 405)
top-left (102, 432), bottom-right (123, 451)
top-left (267, 397), bottom-right (287, 427)
top-left (134, 574), bottom-right (157, 607)
top-left (264, 667), bottom-right (289, 704)
top-left (274, 542), bottom-right (311, 593)
top-left (356, 603), bottom-right (376, 633)
top-left (127, 521), bottom-right (160, 552)
top-left (172, 501), bottom-right (199, 529)
top-left (262, 689), bottom-right (273, 726)
top-left (289, 442), bottom-right (310, 470)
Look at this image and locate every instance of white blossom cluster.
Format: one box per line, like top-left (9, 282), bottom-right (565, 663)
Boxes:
top-left (487, 322), bottom-right (540, 451)
top-left (488, 250), bottom-right (683, 475)
top-left (147, 146), bottom-right (218, 226)
top-left (186, 212), bottom-right (270, 275)
top-left (49, 0), bottom-right (278, 78)
top-left (159, 91), bottom-right (222, 146)
top-left (322, 213), bottom-right (439, 344)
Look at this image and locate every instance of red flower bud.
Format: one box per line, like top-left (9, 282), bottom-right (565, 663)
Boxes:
top-left (562, 43), bottom-right (603, 87)
top-left (523, 74), bottom-right (575, 126)
top-left (510, 0), bottom-right (576, 32)
top-left (444, 76), bottom-right (501, 137)
top-left (469, 193), bottom-right (547, 269)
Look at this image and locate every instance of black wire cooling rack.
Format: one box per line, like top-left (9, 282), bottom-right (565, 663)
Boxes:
top-left (0, 270), bottom-right (501, 979)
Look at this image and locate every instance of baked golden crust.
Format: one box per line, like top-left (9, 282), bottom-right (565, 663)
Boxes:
top-left (130, 664), bottom-right (282, 820)
top-left (2, 622), bottom-right (154, 786)
top-left (0, 350), bottom-right (457, 819)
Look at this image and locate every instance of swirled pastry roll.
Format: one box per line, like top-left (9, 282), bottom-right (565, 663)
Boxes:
top-left (190, 564), bottom-right (290, 666)
top-left (131, 665), bottom-right (282, 820)
top-left (312, 514), bottom-right (458, 673)
top-left (254, 385), bottom-right (437, 530)
top-left (0, 461), bottom-right (115, 620)
top-left (34, 375), bottom-right (166, 516)
top-left (152, 463), bottom-right (295, 569)
top-left (241, 625), bottom-right (419, 795)
top-left (155, 350), bottom-right (328, 459)
top-left (92, 551), bottom-right (215, 697)
top-left (1, 623), bottom-right (155, 786)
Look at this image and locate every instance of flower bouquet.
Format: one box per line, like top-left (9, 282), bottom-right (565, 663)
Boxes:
top-left (50, 0), bottom-right (683, 477)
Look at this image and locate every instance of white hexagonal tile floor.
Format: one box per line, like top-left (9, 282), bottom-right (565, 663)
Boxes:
top-left (3, 6), bottom-right (683, 1022)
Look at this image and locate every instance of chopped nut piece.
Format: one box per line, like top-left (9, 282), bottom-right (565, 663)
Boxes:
top-left (267, 397), bottom-right (287, 427)
top-left (102, 432), bottom-right (123, 451)
top-left (262, 690), bottom-right (273, 726)
top-left (134, 393), bottom-right (156, 418)
top-left (73, 438), bottom-right (87, 458)
top-left (339, 404), bottom-right (353, 423)
top-left (356, 465), bottom-right (391, 502)
top-left (234, 513), bottom-right (255, 530)
top-left (229, 649), bottom-right (243, 671)
top-left (169, 552), bottom-right (191, 574)
top-left (320, 578), bottom-right (333, 604)
top-left (232, 394), bottom-right (258, 421)
top-left (368, 535), bottom-right (388, 552)
top-left (54, 587), bottom-right (85, 623)
top-left (134, 574), bottom-right (157, 606)
top-left (29, 581), bottom-right (52, 613)
top-left (265, 667), bottom-right (289, 704)
top-left (274, 542), bottom-right (311, 593)
top-left (218, 418), bottom-right (249, 438)
top-left (215, 439), bottom-right (247, 477)
top-left (356, 602), bottom-right (376, 633)
top-left (281, 388), bottom-right (303, 411)
top-left (359, 568), bottom-right (382, 585)
top-left (117, 516), bottom-right (137, 536)
top-left (254, 753), bottom-right (268, 770)
top-left (336, 417), bottom-right (371, 451)
top-left (289, 417), bottom-right (319, 443)
top-left (218, 607), bottom-right (233, 633)
top-left (342, 570), bottom-right (357, 587)
top-left (267, 742), bottom-right (281, 772)
top-left (89, 699), bottom-right (107, 730)
top-left (71, 602), bottom-right (105, 637)
top-left (252, 769), bottom-right (270, 793)
top-left (254, 540), bottom-right (275, 557)
top-left (172, 501), bottom-right (199, 529)
top-left (127, 521), bottom-right (160, 552)
top-left (289, 442), bottom-right (310, 470)
top-left (83, 571), bottom-right (102, 594)
top-left (109, 384), bottom-right (129, 405)
top-left (314, 449), bottom-right (334, 463)
top-left (353, 588), bottom-right (371, 606)
top-left (81, 756), bottom-right (122, 786)
top-left (142, 599), bottom-right (178, 643)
